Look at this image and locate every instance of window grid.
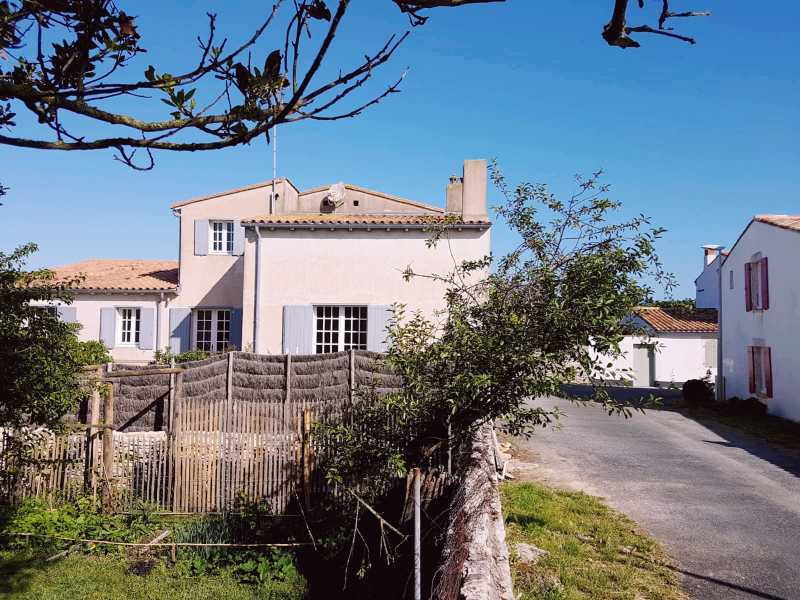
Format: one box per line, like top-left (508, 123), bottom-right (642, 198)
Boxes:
top-left (315, 305), bottom-right (368, 354)
top-left (749, 261), bottom-right (761, 309)
top-left (210, 221), bottom-right (235, 254)
top-left (195, 309), bottom-right (231, 352)
top-left (119, 308), bottom-right (141, 345)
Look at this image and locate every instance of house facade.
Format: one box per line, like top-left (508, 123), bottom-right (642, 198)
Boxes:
top-left (594, 306), bottom-right (718, 387)
top-left (44, 160), bottom-right (492, 362)
top-left (718, 215), bottom-right (800, 421)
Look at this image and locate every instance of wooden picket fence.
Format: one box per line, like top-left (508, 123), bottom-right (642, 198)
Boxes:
top-left (1, 365), bottom-right (328, 513)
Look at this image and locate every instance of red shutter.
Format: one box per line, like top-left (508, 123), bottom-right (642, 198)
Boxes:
top-left (764, 347), bottom-right (773, 398)
top-left (760, 257), bottom-right (769, 310)
top-left (747, 346), bottom-right (756, 394)
top-left (744, 263), bottom-right (753, 312)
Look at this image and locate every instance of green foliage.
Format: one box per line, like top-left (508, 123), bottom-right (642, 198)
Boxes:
top-left (645, 298), bottom-right (696, 313)
top-left (170, 499), bottom-right (303, 587)
top-left (153, 347), bottom-right (211, 365)
top-left (0, 243), bottom-right (88, 430)
top-left (316, 166), bottom-right (672, 492)
top-left (0, 496), bottom-right (161, 555)
top-left (71, 340), bottom-right (112, 367)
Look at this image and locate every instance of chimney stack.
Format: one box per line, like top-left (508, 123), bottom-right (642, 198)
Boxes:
top-left (446, 175), bottom-right (463, 214)
top-left (702, 244), bottom-right (725, 266)
top-left (461, 159), bottom-right (487, 221)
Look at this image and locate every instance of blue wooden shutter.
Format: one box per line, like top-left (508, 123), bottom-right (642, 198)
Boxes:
top-left (367, 305), bottom-right (392, 352)
top-left (282, 305), bottom-right (313, 354)
top-left (229, 308), bottom-right (243, 350)
top-left (169, 308), bottom-right (192, 353)
top-left (57, 306), bottom-right (77, 323)
top-left (194, 220), bottom-right (209, 256)
top-left (99, 307), bottom-right (116, 349)
top-left (233, 220), bottom-right (245, 256)
top-left (139, 308), bottom-right (155, 350)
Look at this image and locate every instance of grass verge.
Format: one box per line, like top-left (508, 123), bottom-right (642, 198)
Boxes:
top-left (683, 405), bottom-right (800, 455)
top-left (0, 552), bottom-right (306, 600)
top-left (501, 482), bottom-right (685, 600)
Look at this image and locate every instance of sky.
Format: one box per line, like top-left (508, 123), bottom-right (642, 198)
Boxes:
top-left (2, 0), bottom-right (798, 298)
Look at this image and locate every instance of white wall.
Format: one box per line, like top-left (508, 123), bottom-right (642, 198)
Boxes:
top-left (244, 227), bottom-right (491, 354)
top-left (695, 254), bottom-right (722, 309)
top-left (720, 221), bottom-right (800, 421)
top-left (34, 294), bottom-right (171, 363)
top-left (594, 333), bottom-right (717, 386)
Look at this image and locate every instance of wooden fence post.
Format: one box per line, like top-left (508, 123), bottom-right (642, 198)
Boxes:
top-left (172, 371), bottom-right (184, 513)
top-left (86, 369), bottom-right (102, 497)
top-left (101, 381), bottom-right (114, 509)
top-left (301, 408), bottom-right (313, 511)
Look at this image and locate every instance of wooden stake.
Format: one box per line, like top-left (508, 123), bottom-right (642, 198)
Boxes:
top-left (102, 383), bottom-right (115, 509)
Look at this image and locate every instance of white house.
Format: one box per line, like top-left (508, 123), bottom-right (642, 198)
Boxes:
top-left (595, 306), bottom-right (718, 387)
top-left (592, 245), bottom-right (721, 387)
top-left (43, 160), bottom-right (492, 363)
top-left (718, 215), bottom-right (800, 422)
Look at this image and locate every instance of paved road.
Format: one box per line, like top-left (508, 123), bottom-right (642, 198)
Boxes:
top-left (512, 391), bottom-right (800, 600)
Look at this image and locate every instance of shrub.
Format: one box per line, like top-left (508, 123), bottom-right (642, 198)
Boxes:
top-left (72, 339), bottom-right (112, 366)
top-left (153, 347), bottom-right (211, 365)
top-left (682, 379), bottom-right (713, 407)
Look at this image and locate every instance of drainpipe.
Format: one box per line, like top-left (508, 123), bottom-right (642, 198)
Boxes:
top-left (717, 258), bottom-right (724, 402)
top-left (253, 226), bottom-right (263, 353)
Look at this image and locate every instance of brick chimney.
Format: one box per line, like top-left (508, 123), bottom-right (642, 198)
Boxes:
top-left (702, 244), bottom-right (725, 266)
top-left (461, 159), bottom-right (487, 221)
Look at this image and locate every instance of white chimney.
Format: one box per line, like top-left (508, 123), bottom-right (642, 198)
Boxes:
top-left (461, 159), bottom-right (487, 221)
top-left (702, 244), bottom-right (725, 266)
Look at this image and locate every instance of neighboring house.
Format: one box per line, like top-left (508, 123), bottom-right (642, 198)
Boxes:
top-left (694, 244), bottom-right (728, 309)
top-left (596, 306), bottom-right (718, 387)
top-left (718, 215), bottom-right (800, 422)
top-left (42, 160), bottom-right (492, 363)
top-left (592, 245), bottom-right (721, 387)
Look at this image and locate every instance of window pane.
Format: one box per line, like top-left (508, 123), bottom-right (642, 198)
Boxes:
top-left (196, 309), bottom-right (213, 351)
top-left (226, 222), bottom-right (234, 253)
top-left (216, 309), bottom-right (231, 351)
top-left (315, 305), bottom-right (342, 353)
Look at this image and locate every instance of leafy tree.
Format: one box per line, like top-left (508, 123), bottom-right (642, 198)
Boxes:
top-left (645, 298), bottom-right (696, 313)
top-left (0, 1), bottom-right (709, 168)
top-left (318, 165), bottom-right (672, 494)
top-left (0, 243), bottom-right (92, 429)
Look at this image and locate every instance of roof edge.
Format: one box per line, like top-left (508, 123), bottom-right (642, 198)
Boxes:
top-left (299, 183), bottom-right (444, 214)
top-left (171, 178), bottom-right (299, 209)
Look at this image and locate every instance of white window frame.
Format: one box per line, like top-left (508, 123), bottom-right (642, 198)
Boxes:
top-left (193, 308), bottom-right (231, 352)
top-left (116, 307), bottom-right (141, 347)
top-left (209, 220), bottom-right (235, 255)
top-left (314, 305), bottom-right (368, 354)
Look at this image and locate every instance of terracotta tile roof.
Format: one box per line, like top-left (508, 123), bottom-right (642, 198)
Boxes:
top-left (634, 307), bottom-right (718, 333)
top-left (755, 214), bottom-right (800, 233)
top-left (51, 259), bottom-right (179, 292)
top-left (242, 213), bottom-right (490, 227)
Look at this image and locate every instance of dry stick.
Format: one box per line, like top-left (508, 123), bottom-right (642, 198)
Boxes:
top-left (345, 488), bottom-right (406, 539)
top-left (294, 490), bottom-right (317, 551)
top-left (10, 533), bottom-right (312, 548)
top-left (343, 501), bottom-right (360, 591)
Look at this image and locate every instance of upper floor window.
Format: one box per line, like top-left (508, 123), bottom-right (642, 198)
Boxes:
top-left (745, 257), bottom-right (769, 311)
top-left (210, 221), bottom-right (235, 254)
top-left (117, 308), bottom-right (141, 346)
top-left (195, 309), bottom-right (231, 352)
top-left (315, 305), bottom-right (367, 354)
top-left (729, 269), bottom-right (734, 290)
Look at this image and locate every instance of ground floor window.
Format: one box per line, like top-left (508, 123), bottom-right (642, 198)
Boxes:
top-left (315, 305), bottom-right (367, 354)
top-left (194, 309), bottom-right (231, 352)
top-left (117, 308), bottom-right (141, 346)
top-left (748, 345), bottom-right (772, 398)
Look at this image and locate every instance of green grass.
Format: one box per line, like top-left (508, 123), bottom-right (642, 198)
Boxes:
top-left (0, 553), bottom-right (307, 600)
top-left (501, 482), bottom-right (685, 600)
top-left (684, 405), bottom-right (800, 455)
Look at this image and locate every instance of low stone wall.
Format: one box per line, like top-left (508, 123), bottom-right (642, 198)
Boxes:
top-left (436, 425), bottom-right (514, 600)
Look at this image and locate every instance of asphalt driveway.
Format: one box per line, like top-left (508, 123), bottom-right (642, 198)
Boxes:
top-left (511, 390), bottom-right (800, 600)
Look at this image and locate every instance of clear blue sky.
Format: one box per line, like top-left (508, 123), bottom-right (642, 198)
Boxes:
top-left (2, 1), bottom-right (798, 298)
